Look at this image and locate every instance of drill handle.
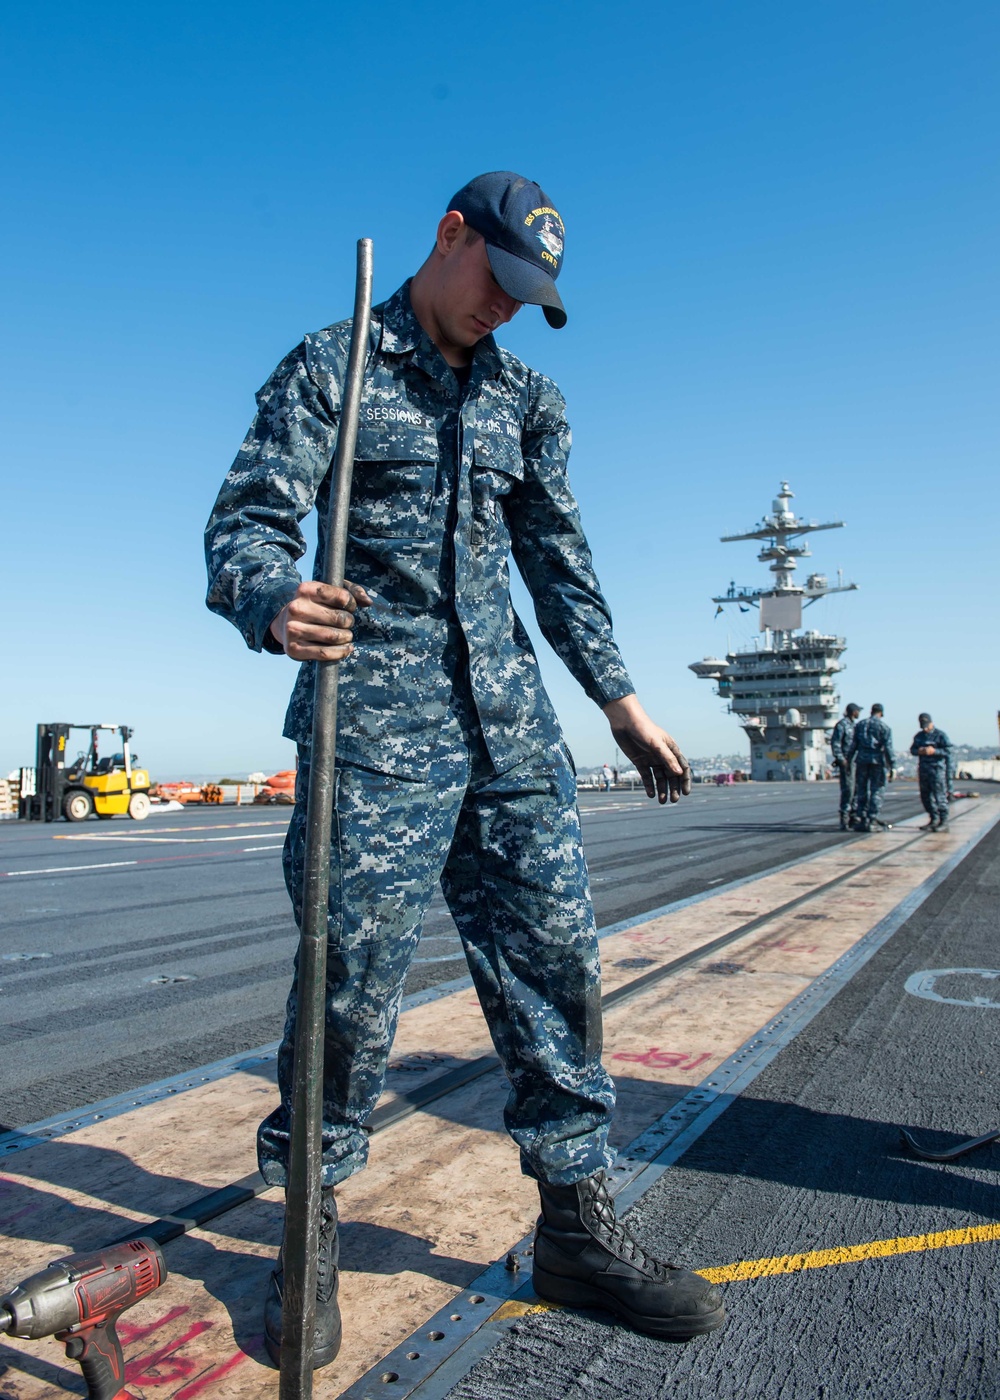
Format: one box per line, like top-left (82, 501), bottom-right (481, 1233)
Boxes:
top-left (65, 1322), bottom-right (128, 1400)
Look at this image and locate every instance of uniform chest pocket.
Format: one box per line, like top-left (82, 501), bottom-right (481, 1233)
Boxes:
top-left (472, 430), bottom-right (524, 516)
top-left (349, 427), bottom-right (438, 540)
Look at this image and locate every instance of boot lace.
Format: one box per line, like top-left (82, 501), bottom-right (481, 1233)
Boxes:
top-left (316, 1189), bottom-right (340, 1303)
top-left (582, 1173), bottom-right (678, 1280)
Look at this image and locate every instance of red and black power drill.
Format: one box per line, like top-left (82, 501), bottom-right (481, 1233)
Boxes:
top-left (1, 1237), bottom-right (166, 1400)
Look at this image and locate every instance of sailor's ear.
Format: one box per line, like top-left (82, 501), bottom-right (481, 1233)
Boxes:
top-left (436, 211), bottom-right (466, 257)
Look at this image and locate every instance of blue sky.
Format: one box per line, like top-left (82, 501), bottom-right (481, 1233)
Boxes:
top-left (3, 2), bottom-right (998, 777)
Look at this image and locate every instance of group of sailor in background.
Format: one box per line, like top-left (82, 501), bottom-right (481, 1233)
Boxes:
top-left (831, 705), bottom-right (953, 833)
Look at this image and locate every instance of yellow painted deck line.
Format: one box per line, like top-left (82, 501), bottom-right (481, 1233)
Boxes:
top-left (699, 1223), bottom-right (1000, 1283)
top-left (490, 1224), bottom-right (1000, 1321)
top-left (492, 1298), bottom-right (563, 1321)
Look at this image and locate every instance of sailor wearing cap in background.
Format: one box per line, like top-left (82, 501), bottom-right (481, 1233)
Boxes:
top-left (205, 171), bottom-right (724, 1367)
top-left (849, 703), bottom-right (896, 832)
top-left (831, 702), bottom-right (861, 831)
top-left (910, 713), bottom-right (953, 831)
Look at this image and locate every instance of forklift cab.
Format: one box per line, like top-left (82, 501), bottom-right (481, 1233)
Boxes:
top-left (92, 752), bottom-right (131, 777)
top-left (21, 723), bottom-right (152, 822)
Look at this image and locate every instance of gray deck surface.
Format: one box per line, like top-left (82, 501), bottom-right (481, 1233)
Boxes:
top-left (445, 817), bottom-right (1000, 1399)
top-left (0, 783), bottom-right (921, 1129)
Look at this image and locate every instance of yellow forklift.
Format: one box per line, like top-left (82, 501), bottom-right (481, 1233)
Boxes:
top-left (20, 723), bottom-right (153, 822)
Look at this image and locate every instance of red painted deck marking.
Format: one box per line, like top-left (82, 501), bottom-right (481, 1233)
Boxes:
top-left (173, 1348), bottom-right (252, 1398)
top-left (118, 1306), bottom-right (191, 1348)
top-left (124, 1319), bottom-right (212, 1387)
top-left (611, 1048), bottom-right (712, 1072)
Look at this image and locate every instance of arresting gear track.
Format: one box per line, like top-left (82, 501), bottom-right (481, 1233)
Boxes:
top-left (95, 825), bottom-right (930, 1256)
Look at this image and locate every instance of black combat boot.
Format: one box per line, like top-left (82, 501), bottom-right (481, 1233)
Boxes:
top-left (264, 1186), bottom-right (342, 1369)
top-left (839, 815), bottom-right (850, 831)
top-left (533, 1172), bottom-right (725, 1339)
top-left (936, 816), bottom-right (948, 831)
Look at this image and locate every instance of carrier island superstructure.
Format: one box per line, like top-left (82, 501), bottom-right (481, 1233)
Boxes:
top-left (689, 483), bottom-right (857, 781)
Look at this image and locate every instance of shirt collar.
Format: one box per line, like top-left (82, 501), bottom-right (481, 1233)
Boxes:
top-left (473, 332), bottom-right (506, 384)
top-left (377, 281), bottom-right (423, 355)
top-left (378, 280), bottom-right (510, 388)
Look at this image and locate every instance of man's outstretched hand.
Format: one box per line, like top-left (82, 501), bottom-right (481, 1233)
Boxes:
top-left (269, 580), bottom-right (371, 661)
top-left (602, 694), bottom-right (692, 804)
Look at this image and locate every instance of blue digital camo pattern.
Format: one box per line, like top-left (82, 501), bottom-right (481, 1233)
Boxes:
top-left (830, 715), bottom-right (857, 818)
top-left (836, 763), bottom-right (856, 820)
top-left (910, 727), bottom-right (953, 822)
top-left (830, 715), bottom-right (855, 763)
top-left (917, 765), bottom-right (949, 822)
top-left (850, 717), bottom-right (895, 824)
top-left (854, 761), bottom-right (888, 823)
top-left (849, 716), bottom-right (895, 768)
top-left (206, 281), bottom-right (630, 1186)
top-left (205, 280), bottom-right (635, 780)
top-left (257, 731), bottom-right (614, 1188)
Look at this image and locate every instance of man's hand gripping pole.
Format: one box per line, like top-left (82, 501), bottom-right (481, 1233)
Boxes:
top-left (280, 238), bottom-right (373, 1400)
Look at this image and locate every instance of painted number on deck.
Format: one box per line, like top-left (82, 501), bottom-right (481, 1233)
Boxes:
top-left (904, 968), bottom-right (1000, 1009)
top-left (119, 1303), bottom-right (250, 1396)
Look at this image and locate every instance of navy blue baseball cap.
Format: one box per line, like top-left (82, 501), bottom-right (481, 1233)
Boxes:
top-left (448, 171), bottom-right (567, 328)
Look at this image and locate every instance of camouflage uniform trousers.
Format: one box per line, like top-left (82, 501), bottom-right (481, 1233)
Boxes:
top-left (854, 760), bottom-right (888, 823)
top-left (836, 760), bottom-right (856, 819)
top-left (257, 726), bottom-right (614, 1190)
top-left (918, 764), bottom-right (949, 822)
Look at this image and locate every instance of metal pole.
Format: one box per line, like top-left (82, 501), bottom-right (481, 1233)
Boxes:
top-left (279, 238), bottom-right (373, 1400)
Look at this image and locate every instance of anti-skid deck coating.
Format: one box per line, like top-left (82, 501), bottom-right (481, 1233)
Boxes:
top-left (0, 800), bottom-right (996, 1399)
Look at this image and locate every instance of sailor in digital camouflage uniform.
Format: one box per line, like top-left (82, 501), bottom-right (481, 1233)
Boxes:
top-left (849, 703), bottom-right (896, 832)
top-left (910, 713), bottom-right (953, 831)
top-left (206, 172), bottom-right (724, 1365)
top-left (830, 702), bottom-right (861, 830)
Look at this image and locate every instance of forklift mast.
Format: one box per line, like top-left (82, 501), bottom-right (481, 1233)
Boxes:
top-left (23, 723), bottom-right (71, 823)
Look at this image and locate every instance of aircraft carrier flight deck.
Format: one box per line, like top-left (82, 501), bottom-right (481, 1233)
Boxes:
top-left (1, 781), bottom-right (998, 1400)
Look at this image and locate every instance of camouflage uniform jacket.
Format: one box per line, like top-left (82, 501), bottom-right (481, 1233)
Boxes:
top-left (830, 716), bottom-right (855, 764)
top-left (849, 716), bottom-right (896, 768)
top-left (205, 282), bottom-right (635, 779)
top-left (909, 727), bottom-right (953, 778)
